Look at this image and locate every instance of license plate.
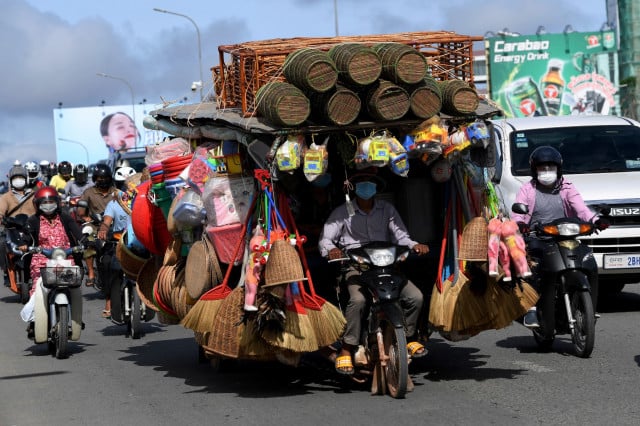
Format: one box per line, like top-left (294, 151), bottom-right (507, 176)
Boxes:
top-left (603, 254), bottom-right (640, 269)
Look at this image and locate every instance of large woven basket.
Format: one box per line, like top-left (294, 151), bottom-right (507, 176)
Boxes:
top-left (407, 75), bottom-right (443, 119)
top-left (264, 240), bottom-right (306, 287)
top-left (439, 79), bottom-right (480, 115)
top-left (328, 43), bottom-right (382, 87)
top-left (283, 48), bottom-right (338, 93)
top-left (185, 239), bottom-right (213, 301)
top-left (255, 82), bottom-right (311, 127)
top-left (458, 217), bottom-right (489, 261)
top-left (373, 42), bottom-right (427, 85)
top-left (116, 230), bottom-right (150, 280)
top-left (308, 85), bottom-right (361, 126)
top-left (206, 286), bottom-right (245, 358)
top-left (365, 79), bottom-right (410, 121)
top-left (136, 257), bottom-right (160, 312)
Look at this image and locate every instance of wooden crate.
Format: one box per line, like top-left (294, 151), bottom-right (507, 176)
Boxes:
top-left (213, 31), bottom-right (482, 116)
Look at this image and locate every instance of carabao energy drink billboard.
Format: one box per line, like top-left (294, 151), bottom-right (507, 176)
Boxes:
top-left (486, 30), bottom-right (617, 117)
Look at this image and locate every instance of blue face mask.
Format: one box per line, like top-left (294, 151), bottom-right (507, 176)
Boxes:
top-left (355, 181), bottom-right (377, 200)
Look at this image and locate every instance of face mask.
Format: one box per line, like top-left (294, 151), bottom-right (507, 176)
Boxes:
top-left (39, 201), bottom-right (57, 214)
top-left (355, 181), bottom-right (377, 200)
top-left (537, 171), bottom-right (557, 186)
top-left (11, 177), bottom-right (26, 190)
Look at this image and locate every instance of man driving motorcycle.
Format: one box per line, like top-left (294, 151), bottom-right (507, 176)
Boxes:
top-left (511, 146), bottom-right (609, 328)
top-left (318, 174), bottom-right (429, 375)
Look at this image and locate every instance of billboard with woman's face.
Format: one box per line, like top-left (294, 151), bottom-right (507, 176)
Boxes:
top-left (53, 104), bottom-right (167, 167)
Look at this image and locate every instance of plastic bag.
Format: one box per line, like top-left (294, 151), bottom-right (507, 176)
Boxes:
top-left (275, 134), bottom-right (303, 172)
top-left (145, 137), bottom-right (192, 166)
top-left (202, 175), bottom-right (254, 227)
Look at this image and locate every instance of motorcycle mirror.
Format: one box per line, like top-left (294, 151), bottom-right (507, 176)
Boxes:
top-left (597, 203), bottom-right (611, 216)
top-left (511, 203), bottom-right (529, 214)
top-left (82, 225), bottom-right (94, 235)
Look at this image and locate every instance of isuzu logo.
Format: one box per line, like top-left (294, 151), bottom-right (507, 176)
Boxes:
top-left (609, 207), bottom-right (640, 216)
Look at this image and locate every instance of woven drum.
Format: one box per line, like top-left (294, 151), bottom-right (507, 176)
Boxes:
top-left (373, 42), bottom-right (427, 85)
top-left (365, 80), bottom-right (410, 121)
top-left (283, 48), bottom-right (338, 93)
top-left (308, 85), bottom-right (361, 126)
top-left (264, 240), bottom-right (306, 287)
top-left (328, 43), bottom-right (382, 87)
top-left (185, 240), bottom-right (213, 301)
top-left (439, 79), bottom-right (480, 115)
top-left (116, 231), bottom-right (150, 280)
top-left (458, 217), bottom-right (489, 261)
top-left (255, 82), bottom-right (311, 127)
top-left (406, 75), bottom-right (443, 119)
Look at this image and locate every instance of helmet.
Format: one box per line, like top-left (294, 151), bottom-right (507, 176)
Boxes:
top-left (115, 159), bottom-right (131, 169)
top-left (58, 161), bottom-right (72, 176)
top-left (92, 163), bottom-right (113, 188)
top-left (24, 161), bottom-right (40, 187)
top-left (74, 163), bottom-right (89, 185)
top-left (114, 166), bottom-right (136, 182)
top-left (33, 186), bottom-right (61, 216)
top-left (39, 160), bottom-right (50, 174)
top-left (529, 146), bottom-right (563, 180)
top-left (8, 164), bottom-right (27, 179)
top-left (46, 163), bottom-right (57, 178)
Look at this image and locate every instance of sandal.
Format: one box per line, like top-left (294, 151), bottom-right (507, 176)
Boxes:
top-left (335, 355), bottom-right (354, 375)
top-left (101, 310), bottom-right (111, 318)
top-left (85, 278), bottom-right (95, 287)
top-left (407, 341), bottom-right (427, 358)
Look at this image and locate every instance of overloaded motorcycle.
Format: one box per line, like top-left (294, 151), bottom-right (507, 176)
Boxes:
top-left (513, 202), bottom-right (610, 358)
top-left (106, 231), bottom-right (154, 338)
top-left (3, 214), bottom-right (32, 304)
top-left (20, 243), bottom-right (86, 359)
top-left (330, 241), bottom-right (415, 399)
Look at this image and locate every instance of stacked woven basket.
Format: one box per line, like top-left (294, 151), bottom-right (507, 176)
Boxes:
top-left (255, 42), bottom-right (478, 127)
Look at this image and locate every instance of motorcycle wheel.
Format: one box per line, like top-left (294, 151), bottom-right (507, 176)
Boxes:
top-left (571, 291), bottom-right (595, 358)
top-left (129, 284), bottom-right (142, 339)
top-left (19, 280), bottom-right (29, 305)
top-left (381, 321), bottom-right (408, 399)
top-left (55, 305), bottom-right (69, 359)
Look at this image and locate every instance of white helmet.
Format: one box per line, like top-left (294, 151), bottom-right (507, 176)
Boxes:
top-left (114, 166), bottom-right (136, 182)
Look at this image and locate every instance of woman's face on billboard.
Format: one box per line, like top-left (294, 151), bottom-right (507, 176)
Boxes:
top-left (103, 113), bottom-right (137, 151)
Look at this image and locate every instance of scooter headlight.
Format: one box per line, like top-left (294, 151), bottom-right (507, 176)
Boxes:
top-left (50, 247), bottom-right (68, 261)
top-left (364, 247), bottom-right (396, 267)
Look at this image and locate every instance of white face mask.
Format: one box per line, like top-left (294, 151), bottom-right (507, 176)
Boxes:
top-left (39, 201), bottom-right (57, 214)
top-left (537, 171), bottom-right (557, 186)
top-left (11, 177), bottom-right (26, 190)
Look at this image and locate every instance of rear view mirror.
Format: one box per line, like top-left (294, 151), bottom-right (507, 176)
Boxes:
top-left (511, 203), bottom-right (529, 214)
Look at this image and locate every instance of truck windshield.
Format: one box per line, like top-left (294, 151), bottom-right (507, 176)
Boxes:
top-left (510, 125), bottom-right (640, 176)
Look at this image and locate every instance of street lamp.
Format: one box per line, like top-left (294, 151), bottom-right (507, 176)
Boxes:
top-left (57, 138), bottom-right (91, 166)
top-left (153, 7), bottom-right (203, 101)
top-left (96, 73), bottom-right (136, 124)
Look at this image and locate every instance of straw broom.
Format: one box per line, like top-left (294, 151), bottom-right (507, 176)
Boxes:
top-left (428, 189), bottom-right (454, 331)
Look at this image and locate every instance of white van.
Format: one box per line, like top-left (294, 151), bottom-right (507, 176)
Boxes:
top-left (488, 115), bottom-right (640, 294)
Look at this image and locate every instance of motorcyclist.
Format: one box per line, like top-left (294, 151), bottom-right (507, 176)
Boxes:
top-left (78, 164), bottom-right (117, 287)
top-left (49, 161), bottom-right (74, 193)
top-left (24, 161), bottom-right (45, 189)
top-left (0, 163), bottom-right (37, 282)
top-left (63, 163), bottom-right (93, 198)
top-left (318, 173), bottom-right (430, 375)
top-left (510, 146), bottom-right (609, 328)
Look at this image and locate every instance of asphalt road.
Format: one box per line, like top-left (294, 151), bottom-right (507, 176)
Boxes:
top-left (1, 282), bottom-right (640, 426)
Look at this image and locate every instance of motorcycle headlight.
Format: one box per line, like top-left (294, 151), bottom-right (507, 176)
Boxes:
top-left (542, 222), bottom-right (580, 237)
top-left (364, 247), bottom-right (396, 267)
top-left (50, 247), bottom-right (68, 261)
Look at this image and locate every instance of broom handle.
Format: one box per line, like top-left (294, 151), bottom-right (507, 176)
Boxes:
top-left (436, 191), bottom-right (453, 293)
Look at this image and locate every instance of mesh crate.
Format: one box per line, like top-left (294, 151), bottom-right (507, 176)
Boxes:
top-left (213, 31), bottom-right (482, 116)
top-left (40, 266), bottom-right (84, 288)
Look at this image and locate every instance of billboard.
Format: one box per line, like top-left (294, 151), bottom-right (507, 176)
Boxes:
top-left (53, 104), bottom-right (167, 167)
top-left (486, 30), bottom-right (618, 117)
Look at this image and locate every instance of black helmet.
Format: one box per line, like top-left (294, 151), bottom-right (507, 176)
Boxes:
top-left (74, 163), bottom-right (88, 185)
top-left (46, 162), bottom-right (57, 178)
top-left (92, 163), bottom-right (113, 188)
top-left (33, 186), bottom-right (61, 216)
top-left (58, 161), bottom-right (72, 176)
top-left (529, 146), bottom-right (563, 180)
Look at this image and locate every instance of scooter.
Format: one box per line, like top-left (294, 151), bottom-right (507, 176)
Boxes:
top-left (21, 244), bottom-right (85, 359)
top-left (3, 214), bottom-right (32, 304)
top-left (107, 232), bottom-right (154, 338)
top-left (513, 202), bottom-right (610, 358)
top-left (331, 241), bottom-right (414, 399)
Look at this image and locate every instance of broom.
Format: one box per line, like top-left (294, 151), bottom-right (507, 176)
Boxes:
top-left (277, 190), bottom-right (345, 347)
top-left (180, 195), bottom-right (257, 333)
top-left (428, 191), bottom-right (453, 331)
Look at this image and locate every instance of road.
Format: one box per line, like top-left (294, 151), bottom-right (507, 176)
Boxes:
top-left (1, 283), bottom-right (640, 426)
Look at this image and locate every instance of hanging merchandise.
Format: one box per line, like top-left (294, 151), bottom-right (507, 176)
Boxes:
top-left (302, 135), bottom-right (329, 183)
top-left (202, 175), bottom-right (255, 227)
top-left (405, 117), bottom-right (448, 165)
top-left (145, 137), bottom-right (192, 166)
top-left (430, 157), bottom-right (452, 182)
top-left (275, 134), bottom-right (304, 172)
top-left (354, 131), bottom-right (390, 169)
top-left (465, 121), bottom-right (490, 148)
top-left (386, 132), bottom-right (409, 177)
top-left (172, 188), bottom-right (206, 230)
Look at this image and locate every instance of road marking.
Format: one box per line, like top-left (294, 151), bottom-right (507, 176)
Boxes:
top-left (513, 360), bottom-right (554, 372)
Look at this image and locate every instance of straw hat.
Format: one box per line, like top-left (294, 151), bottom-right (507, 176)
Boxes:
top-left (264, 240), bottom-right (307, 287)
top-left (458, 217), bottom-right (488, 261)
top-left (185, 239), bottom-right (213, 300)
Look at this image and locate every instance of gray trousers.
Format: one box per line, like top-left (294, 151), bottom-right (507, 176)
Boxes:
top-left (342, 270), bottom-right (424, 346)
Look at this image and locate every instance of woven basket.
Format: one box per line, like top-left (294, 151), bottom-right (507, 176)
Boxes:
top-left (116, 230), bottom-right (151, 280)
top-left (283, 48), bottom-right (338, 93)
top-left (255, 81), bottom-right (311, 127)
top-left (328, 43), bottom-right (381, 87)
top-left (308, 85), bottom-right (361, 126)
top-left (373, 42), bottom-right (427, 85)
top-left (136, 257), bottom-right (160, 312)
top-left (365, 79), bottom-right (410, 121)
top-left (439, 79), bottom-right (480, 115)
top-left (185, 239), bottom-right (213, 301)
top-left (406, 75), bottom-right (443, 119)
top-left (458, 217), bottom-right (489, 261)
top-left (264, 240), bottom-right (306, 287)
top-left (207, 286), bottom-right (245, 358)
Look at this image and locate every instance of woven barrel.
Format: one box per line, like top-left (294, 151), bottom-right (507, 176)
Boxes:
top-left (255, 82), bottom-right (311, 127)
top-left (406, 75), bottom-right (443, 119)
top-left (439, 79), bottom-right (480, 115)
top-left (373, 42), bottom-right (427, 85)
top-left (328, 43), bottom-right (382, 87)
top-left (365, 79), bottom-right (410, 121)
top-left (283, 48), bottom-right (338, 93)
top-left (308, 85), bottom-right (361, 125)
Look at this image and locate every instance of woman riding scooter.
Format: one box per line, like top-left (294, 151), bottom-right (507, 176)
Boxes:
top-left (511, 146), bottom-right (609, 328)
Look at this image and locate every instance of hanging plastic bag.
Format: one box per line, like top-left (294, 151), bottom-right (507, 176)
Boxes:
top-left (275, 134), bottom-right (303, 172)
top-left (386, 132), bottom-right (409, 177)
top-left (303, 136), bottom-right (329, 183)
top-left (172, 188), bottom-right (206, 230)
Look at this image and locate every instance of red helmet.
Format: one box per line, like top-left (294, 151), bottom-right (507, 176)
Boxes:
top-left (33, 186), bottom-right (61, 214)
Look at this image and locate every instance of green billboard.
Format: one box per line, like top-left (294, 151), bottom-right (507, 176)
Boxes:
top-left (487, 30), bottom-right (617, 117)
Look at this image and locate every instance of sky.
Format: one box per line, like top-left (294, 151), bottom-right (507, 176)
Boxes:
top-left (0, 0), bottom-right (609, 178)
